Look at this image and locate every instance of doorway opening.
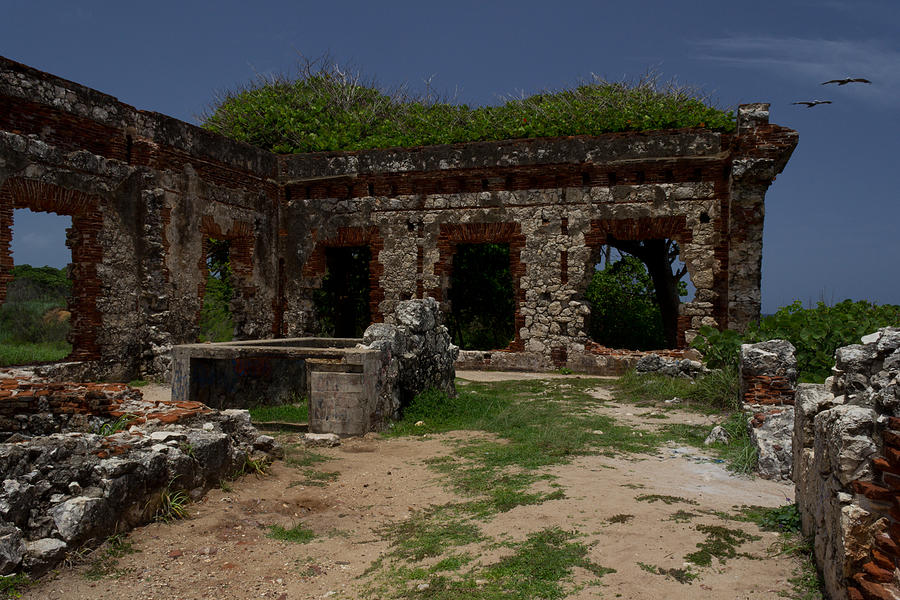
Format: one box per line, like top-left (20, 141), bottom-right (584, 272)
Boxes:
top-left (448, 243), bottom-right (515, 350)
top-left (198, 238), bottom-right (234, 342)
top-left (314, 246), bottom-right (372, 338)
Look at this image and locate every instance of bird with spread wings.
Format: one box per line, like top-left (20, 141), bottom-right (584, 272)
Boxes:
top-left (792, 100), bottom-right (833, 108)
top-left (821, 78), bottom-right (872, 85)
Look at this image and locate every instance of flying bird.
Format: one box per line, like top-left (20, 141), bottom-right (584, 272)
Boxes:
top-left (821, 78), bottom-right (872, 85)
top-left (792, 100), bottom-right (833, 108)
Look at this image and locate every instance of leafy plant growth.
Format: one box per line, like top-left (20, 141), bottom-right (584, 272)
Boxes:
top-left (203, 58), bottom-right (735, 154)
top-left (198, 238), bottom-right (234, 342)
top-left (692, 299), bottom-right (900, 382)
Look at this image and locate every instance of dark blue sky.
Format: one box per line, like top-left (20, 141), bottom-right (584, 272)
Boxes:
top-left (3, 0), bottom-right (898, 313)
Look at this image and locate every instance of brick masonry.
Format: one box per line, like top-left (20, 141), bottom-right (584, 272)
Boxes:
top-left (0, 55), bottom-right (797, 379)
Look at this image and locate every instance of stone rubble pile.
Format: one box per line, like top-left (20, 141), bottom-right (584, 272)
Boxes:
top-left (794, 327), bottom-right (900, 600)
top-left (634, 353), bottom-right (708, 379)
top-left (0, 378), bottom-right (281, 577)
top-left (362, 297), bottom-right (459, 418)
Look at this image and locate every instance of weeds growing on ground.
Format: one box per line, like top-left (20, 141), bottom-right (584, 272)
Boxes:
top-left (267, 522), bottom-right (315, 543)
top-left (83, 534), bottom-right (138, 580)
top-left (153, 480), bottom-right (190, 523)
top-left (0, 573), bottom-right (29, 599)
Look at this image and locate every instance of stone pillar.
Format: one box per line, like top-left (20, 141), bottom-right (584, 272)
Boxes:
top-left (740, 339), bottom-right (797, 480)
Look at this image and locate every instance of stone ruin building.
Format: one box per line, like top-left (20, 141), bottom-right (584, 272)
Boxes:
top-left (0, 56), bottom-right (798, 382)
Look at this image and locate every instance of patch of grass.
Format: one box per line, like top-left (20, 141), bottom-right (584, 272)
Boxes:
top-left (635, 494), bottom-right (699, 506)
top-left (296, 468), bottom-right (339, 487)
top-left (381, 507), bottom-right (484, 561)
top-left (153, 480), bottom-right (190, 523)
top-left (83, 534), bottom-right (138, 580)
top-left (284, 445), bottom-right (330, 468)
top-left (0, 341), bottom-right (71, 366)
top-left (738, 503), bottom-right (801, 533)
top-left (397, 381), bottom-right (666, 517)
top-left (233, 455), bottom-right (272, 478)
top-left (0, 573), bottom-right (29, 599)
top-left (429, 553), bottom-right (474, 573)
top-left (607, 514), bottom-right (634, 524)
top-left (709, 413), bottom-right (758, 475)
top-left (637, 561), bottom-right (698, 584)
top-left (249, 402), bottom-right (309, 424)
top-left (93, 413), bottom-right (137, 436)
top-left (777, 536), bottom-right (825, 599)
top-left (667, 510), bottom-right (700, 523)
top-left (127, 379), bottom-right (149, 387)
top-left (268, 522), bottom-right (315, 543)
top-left (685, 524), bottom-right (760, 567)
top-left (615, 366), bottom-right (740, 412)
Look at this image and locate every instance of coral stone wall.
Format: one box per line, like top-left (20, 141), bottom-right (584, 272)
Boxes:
top-left (795, 328), bottom-right (900, 600)
top-left (0, 56), bottom-right (797, 378)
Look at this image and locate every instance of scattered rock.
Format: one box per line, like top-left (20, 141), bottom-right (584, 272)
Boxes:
top-left (703, 425), bottom-right (730, 446)
top-left (635, 354), bottom-right (708, 379)
top-left (304, 433), bottom-right (341, 447)
top-left (0, 524), bottom-right (24, 575)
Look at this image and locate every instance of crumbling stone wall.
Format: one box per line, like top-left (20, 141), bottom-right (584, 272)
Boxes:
top-left (0, 57), bottom-right (281, 381)
top-left (0, 371), bottom-right (280, 577)
top-left (795, 328), bottom-right (900, 600)
top-left (0, 56), bottom-right (797, 379)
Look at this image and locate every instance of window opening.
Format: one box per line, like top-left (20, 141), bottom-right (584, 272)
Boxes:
top-left (448, 243), bottom-right (515, 350)
top-left (198, 238), bottom-right (234, 342)
top-left (1, 208), bottom-right (72, 365)
top-left (586, 238), bottom-right (691, 350)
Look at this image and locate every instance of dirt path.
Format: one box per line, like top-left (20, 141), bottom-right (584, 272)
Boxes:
top-left (24, 374), bottom-right (800, 600)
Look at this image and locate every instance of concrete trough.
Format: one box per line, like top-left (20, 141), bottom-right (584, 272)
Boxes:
top-left (171, 338), bottom-right (386, 436)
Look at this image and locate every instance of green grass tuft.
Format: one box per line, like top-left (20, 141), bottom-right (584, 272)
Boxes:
top-left (249, 402), bottom-right (309, 424)
top-left (267, 522), bottom-right (315, 543)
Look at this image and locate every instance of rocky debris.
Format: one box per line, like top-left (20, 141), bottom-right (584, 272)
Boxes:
top-left (792, 327), bottom-right (900, 600)
top-left (303, 433), bottom-right (340, 447)
top-left (0, 399), bottom-right (280, 578)
top-left (363, 297), bottom-right (459, 416)
top-left (703, 425), bottom-right (729, 445)
top-left (634, 353), bottom-right (708, 379)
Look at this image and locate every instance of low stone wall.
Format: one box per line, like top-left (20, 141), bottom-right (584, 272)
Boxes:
top-left (457, 344), bottom-right (692, 375)
top-left (0, 373), bottom-right (279, 577)
top-left (794, 328), bottom-right (900, 600)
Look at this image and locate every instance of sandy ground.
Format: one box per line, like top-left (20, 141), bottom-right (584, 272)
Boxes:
top-left (23, 373), bottom-right (800, 600)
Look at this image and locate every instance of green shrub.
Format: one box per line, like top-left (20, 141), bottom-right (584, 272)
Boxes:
top-left (203, 61), bottom-right (735, 154)
top-left (692, 300), bottom-right (900, 383)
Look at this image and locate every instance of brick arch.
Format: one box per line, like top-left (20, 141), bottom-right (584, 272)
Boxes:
top-left (583, 216), bottom-right (695, 348)
top-left (0, 178), bottom-right (102, 361)
top-left (431, 222), bottom-right (526, 351)
top-left (301, 226), bottom-right (385, 323)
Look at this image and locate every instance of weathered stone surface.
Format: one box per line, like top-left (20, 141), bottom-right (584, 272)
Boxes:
top-left (750, 408), bottom-right (794, 480)
top-left (363, 298), bottom-right (458, 414)
top-left (794, 327), bottom-right (900, 600)
top-left (740, 339), bottom-right (797, 379)
top-left (0, 524), bottom-right (24, 575)
top-left (703, 425), bottom-right (729, 445)
top-left (23, 537), bottom-right (67, 576)
top-left (303, 433), bottom-right (340, 447)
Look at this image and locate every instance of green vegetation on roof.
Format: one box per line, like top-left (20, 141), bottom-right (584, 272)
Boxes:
top-left (203, 60), bottom-right (735, 154)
